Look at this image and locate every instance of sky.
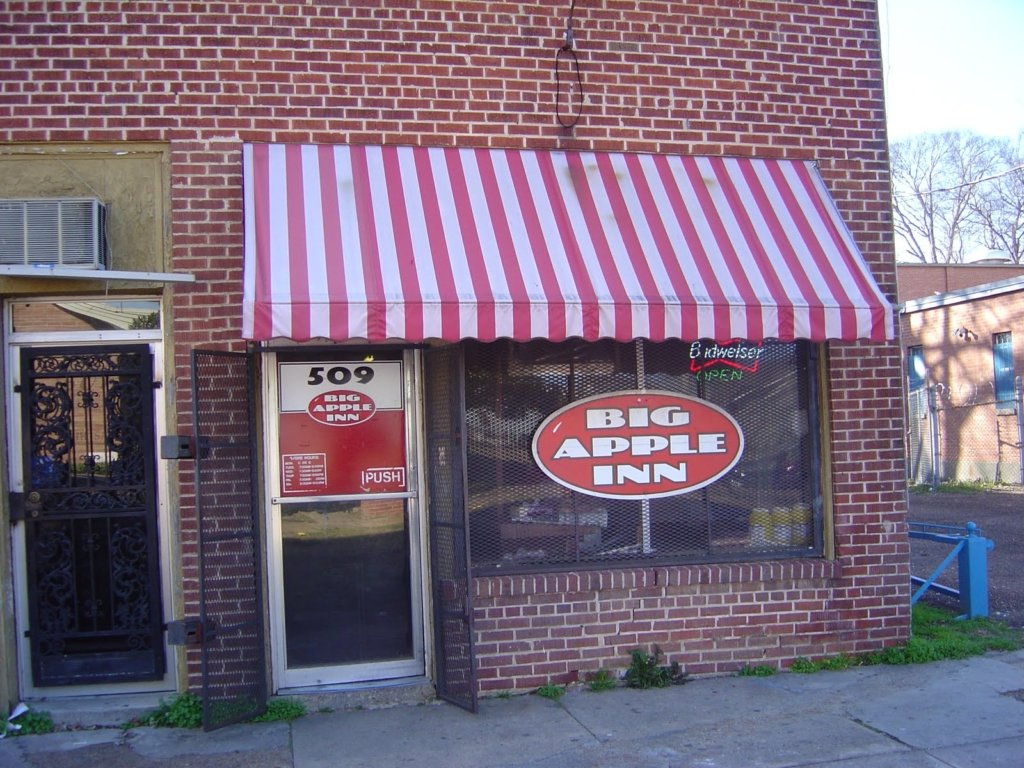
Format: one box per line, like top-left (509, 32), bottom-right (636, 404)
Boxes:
top-left (878, 0), bottom-right (1024, 141)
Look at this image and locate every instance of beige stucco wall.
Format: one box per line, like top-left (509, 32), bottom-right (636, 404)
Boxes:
top-left (0, 144), bottom-right (177, 707)
top-left (0, 143), bottom-right (170, 291)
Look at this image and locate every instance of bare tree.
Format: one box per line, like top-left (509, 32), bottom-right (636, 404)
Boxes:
top-left (890, 131), bottom-right (995, 263)
top-left (970, 136), bottom-right (1024, 263)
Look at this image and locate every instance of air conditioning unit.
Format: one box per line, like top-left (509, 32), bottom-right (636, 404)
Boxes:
top-left (0, 197), bottom-right (108, 269)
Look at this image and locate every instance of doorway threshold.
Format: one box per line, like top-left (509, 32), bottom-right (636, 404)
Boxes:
top-left (279, 676), bottom-right (435, 713)
top-left (24, 691), bottom-right (168, 730)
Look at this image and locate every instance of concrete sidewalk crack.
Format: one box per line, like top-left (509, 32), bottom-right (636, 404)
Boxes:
top-left (849, 716), bottom-right (916, 749)
top-left (556, 701), bottom-right (605, 745)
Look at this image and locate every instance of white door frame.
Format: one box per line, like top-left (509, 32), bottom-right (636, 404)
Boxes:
top-left (263, 348), bottom-right (429, 692)
top-left (4, 298), bottom-right (177, 699)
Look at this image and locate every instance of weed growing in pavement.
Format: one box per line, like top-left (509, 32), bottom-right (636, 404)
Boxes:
top-left (788, 604), bottom-right (1023, 673)
top-left (736, 664), bottom-right (777, 677)
top-left (536, 684), bottom-right (566, 700)
top-left (249, 698), bottom-right (307, 723)
top-left (789, 657), bottom-right (817, 673)
top-left (585, 669), bottom-right (618, 691)
top-left (2, 708), bottom-right (54, 736)
top-left (624, 647), bottom-right (688, 689)
top-left (126, 692), bottom-right (203, 729)
top-left (126, 692), bottom-right (310, 729)
top-left (818, 653), bottom-right (857, 671)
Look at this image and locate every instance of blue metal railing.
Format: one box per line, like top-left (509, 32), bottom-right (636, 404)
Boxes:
top-left (908, 521), bottom-right (994, 619)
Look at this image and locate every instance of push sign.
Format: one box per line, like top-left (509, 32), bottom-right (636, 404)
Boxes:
top-left (531, 391), bottom-right (744, 499)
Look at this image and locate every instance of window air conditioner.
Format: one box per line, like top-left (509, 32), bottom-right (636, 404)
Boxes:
top-left (0, 197), bottom-right (108, 269)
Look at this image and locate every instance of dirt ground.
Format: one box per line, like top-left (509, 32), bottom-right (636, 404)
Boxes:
top-left (908, 487), bottom-right (1024, 627)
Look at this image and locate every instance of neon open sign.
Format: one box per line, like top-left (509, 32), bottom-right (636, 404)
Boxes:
top-left (531, 390), bottom-right (744, 500)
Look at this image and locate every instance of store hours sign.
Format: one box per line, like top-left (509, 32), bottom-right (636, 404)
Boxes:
top-left (277, 360), bottom-right (406, 496)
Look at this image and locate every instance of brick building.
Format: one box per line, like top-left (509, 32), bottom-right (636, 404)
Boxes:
top-left (901, 272), bottom-right (1024, 484)
top-left (897, 262), bottom-right (1024, 303)
top-left (1, 1), bottom-right (907, 722)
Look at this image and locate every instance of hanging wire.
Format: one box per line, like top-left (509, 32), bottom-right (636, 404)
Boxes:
top-left (554, 0), bottom-right (584, 128)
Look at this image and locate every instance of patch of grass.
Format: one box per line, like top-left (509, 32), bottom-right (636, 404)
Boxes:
top-left (737, 664), bottom-right (776, 677)
top-left (624, 647), bottom-right (687, 689)
top-left (790, 604), bottom-right (1023, 673)
top-left (909, 479), bottom-right (1004, 494)
top-left (249, 698), bottom-right (307, 723)
top-left (585, 669), bottom-right (618, 692)
top-left (535, 684), bottom-right (565, 700)
top-left (3, 709), bottom-right (54, 737)
top-left (867, 603), bottom-right (1021, 664)
top-left (788, 653), bottom-right (857, 673)
top-left (819, 653), bottom-right (857, 671)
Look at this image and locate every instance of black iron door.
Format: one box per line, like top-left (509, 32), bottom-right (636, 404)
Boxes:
top-left (192, 349), bottom-right (266, 730)
top-left (423, 345), bottom-right (477, 712)
top-left (18, 345), bottom-right (164, 687)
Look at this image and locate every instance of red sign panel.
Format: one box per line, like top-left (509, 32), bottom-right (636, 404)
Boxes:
top-left (531, 390), bottom-right (744, 500)
top-left (277, 360), bottom-right (406, 496)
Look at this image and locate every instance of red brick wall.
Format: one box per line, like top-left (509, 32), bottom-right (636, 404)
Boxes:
top-left (897, 264), bottom-right (1024, 303)
top-left (473, 561), bottom-right (892, 689)
top-left (902, 291), bottom-right (1024, 403)
top-left (2, 1), bottom-right (909, 690)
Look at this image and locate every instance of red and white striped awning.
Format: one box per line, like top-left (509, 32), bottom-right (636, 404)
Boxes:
top-left (242, 143), bottom-right (893, 343)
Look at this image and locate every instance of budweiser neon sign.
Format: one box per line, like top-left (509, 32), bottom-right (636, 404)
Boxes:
top-left (688, 339), bottom-right (763, 380)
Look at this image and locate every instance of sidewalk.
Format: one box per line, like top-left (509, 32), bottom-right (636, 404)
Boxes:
top-left (4, 650), bottom-right (1024, 768)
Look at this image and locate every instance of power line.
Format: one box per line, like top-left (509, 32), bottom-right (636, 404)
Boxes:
top-left (894, 163), bottom-right (1024, 199)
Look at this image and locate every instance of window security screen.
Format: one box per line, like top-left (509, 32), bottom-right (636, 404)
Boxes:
top-left (462, 339), bottom-right (822, 574)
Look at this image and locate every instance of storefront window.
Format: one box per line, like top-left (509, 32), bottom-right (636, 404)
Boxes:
top-left (463, 338), bottom-right (821, 573)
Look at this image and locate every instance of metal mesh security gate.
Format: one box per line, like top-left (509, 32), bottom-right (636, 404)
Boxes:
top-left (424, 345), bottom-right (477, 712)
top-left (907, 387), bottom-right (936, 485)
top-left (464, 339), bottom-right (822, 573)
top-left (192, 349), bottom-right (266, 730)
top-left (907, 381), bottom-right (1024, 487)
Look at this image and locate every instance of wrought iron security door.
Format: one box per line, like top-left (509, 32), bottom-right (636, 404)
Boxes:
top-left (18, 345), bottom-right (164, 687)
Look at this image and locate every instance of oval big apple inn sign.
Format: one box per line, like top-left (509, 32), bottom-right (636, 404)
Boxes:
top-left (531, 390), bottom-right (744, 500)
top-left (306, 389), bottom-right (377, 426)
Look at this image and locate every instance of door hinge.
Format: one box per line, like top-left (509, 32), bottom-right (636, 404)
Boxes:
top-left (9, 491), bottom-right (42, 522)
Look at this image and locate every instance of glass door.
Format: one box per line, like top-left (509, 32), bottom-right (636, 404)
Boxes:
top-left (281, 498), bottom-right (413, 669)
top-left (266, 350), bottom-right (424, 689)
